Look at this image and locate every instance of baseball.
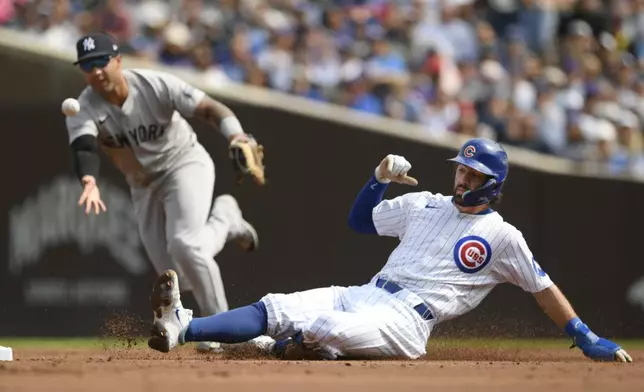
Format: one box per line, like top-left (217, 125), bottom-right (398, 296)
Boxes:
top-left (61, 98), bottom-right (80, 116)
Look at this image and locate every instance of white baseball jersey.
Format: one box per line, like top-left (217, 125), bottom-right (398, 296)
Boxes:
top-left (371, 191), bottom-right (553, 322)
top-left (66, 68), bottom-right (207, 188)
top-left (258, 189), bottom-right (554, 360)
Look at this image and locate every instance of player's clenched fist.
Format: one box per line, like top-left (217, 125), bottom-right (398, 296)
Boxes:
top-left (375, 154), bottom-right (418, 186)
top-left (78, 175), bottom-right (107, 215)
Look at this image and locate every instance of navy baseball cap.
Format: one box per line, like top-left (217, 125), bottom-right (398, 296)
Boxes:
top-left (73, 32), bottom-right (120, 65)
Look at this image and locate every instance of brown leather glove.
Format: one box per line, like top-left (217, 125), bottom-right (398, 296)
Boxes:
top-left (229, 134), bottom-right (266, 186)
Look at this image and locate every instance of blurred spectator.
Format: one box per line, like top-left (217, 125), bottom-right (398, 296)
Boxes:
top-left (257, 30), bottom-right (296, 92)
top-left (291, 69), bottom-right (326, 102)
top-left (0, 0), bottom-right (29, 25)
top-left (364, 37), bottom-right (407, 79)
top-left (185, 42), bottom-right (232, 89)
top-left (453, 101), bottom-right (496, 139)
top-left (384, 77), bottom-right (419, 123)
top-left (40, 0), bottom-right (80, 51)
top-left (157, 22), bottom-right (193, 67)
top-left (4, 0), bottom-right (643, 176)
top-left (607, 109), bottom-right (644, 174)
top-left (536, 82), bottom-right (567, 154)
top-left (341, 76), bottom-right (383, 116)
top-left (95, 0), bottom-right (131, 43)
top-left (219, 27), bottom-right (254, 83)
top-left (557, 0), bottom-right (610, 40)
top-left (420, 87), bottom-right (460, 134)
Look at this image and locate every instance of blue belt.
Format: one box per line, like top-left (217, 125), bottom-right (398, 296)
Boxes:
top-left (375, 278), bottom-right (435, 321)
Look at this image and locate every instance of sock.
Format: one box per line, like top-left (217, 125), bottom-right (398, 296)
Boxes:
top-left (184, 301), bottom-right (268, 343)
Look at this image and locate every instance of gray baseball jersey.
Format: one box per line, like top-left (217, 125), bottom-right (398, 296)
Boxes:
top-left (65, 68), bottom-right (236, 316)
top-left (66, 68), bottom-right (206, 188)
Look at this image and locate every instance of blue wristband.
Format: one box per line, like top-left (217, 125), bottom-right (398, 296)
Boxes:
top-left (564, 317), bottom-right (599, 345)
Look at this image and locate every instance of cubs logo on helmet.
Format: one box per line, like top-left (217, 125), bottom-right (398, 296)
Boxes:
top-left (463, 145), bottom-right (476, 158)
top-left (453, 235), bottom-right (492, 273)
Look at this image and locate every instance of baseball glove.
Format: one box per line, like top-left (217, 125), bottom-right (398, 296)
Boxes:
top-left (229, 134), bottom-right (266, 186)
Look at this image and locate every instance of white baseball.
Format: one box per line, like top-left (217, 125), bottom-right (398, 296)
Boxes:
top-left (61, 98), bottom-right (80, 116)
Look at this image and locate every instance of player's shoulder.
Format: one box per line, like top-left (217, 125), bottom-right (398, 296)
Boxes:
top-left (125, 68), bottom-right (186, 85)
top-left (494, 218), bottom-right (528, 244)
top-left (75, 85), bottom-right (96, 104)
top-left (402, 191), bottom-right (451, 209)
top-left (119, 69), bottom-right (172, 98)
top-left (125, 68), bottom-right (167, 78)
top-left (127, 68), bottom-right (199, 99)
top-left (122, 68), bottom-right (162, 85)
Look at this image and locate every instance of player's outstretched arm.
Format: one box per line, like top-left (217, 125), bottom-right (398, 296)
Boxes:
top-left (192, 96), bottom-right (266, 186)
top-left (193, 96), bottom-right (244, 142)
top-left (347, 172), bottom-right (387, 234)
top-left (533, 284), bottom-right (633, 363)
top-left (160, 70), bottom-right (244, 142)
top-left (65, 100), bottom-right (106, 215)
top-left (161, 72), bottom-right (266, 185)
top-left (71, 135), bottom-right (106, 215)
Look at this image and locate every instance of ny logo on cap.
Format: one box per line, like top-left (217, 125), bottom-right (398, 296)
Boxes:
top-left (83, 37), bottom-right (96, 52)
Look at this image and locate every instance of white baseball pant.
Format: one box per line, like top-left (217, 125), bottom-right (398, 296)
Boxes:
top-left (260, 281), bottom-right (435, 359)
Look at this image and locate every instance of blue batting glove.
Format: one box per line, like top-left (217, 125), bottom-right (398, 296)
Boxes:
top-left (565, 318), bottom-right (633, 363)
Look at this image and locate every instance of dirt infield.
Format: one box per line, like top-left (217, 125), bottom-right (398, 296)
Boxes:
top-left (1, 342), bottom-right (643, 392)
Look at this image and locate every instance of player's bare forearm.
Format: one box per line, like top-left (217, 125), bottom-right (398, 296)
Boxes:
top-left (532, 284), bottom-right (578, 329)
top-left (534, 284), bottom-right (632, 362)
top-left (194, 96), bottom-right (235, 124)
top-left (193, 96), bottom-right (241, 141)
top-left (193, 95), bottom-right (265, 184)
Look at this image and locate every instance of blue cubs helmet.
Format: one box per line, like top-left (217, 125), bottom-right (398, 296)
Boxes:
top-left (447, 138), bottom-right (509, 206)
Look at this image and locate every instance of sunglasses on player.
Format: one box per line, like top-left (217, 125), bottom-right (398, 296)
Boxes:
top-left (78, 55), bottom-right (113, 73)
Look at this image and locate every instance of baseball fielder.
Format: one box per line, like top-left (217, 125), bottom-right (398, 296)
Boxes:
top-left (65, 33), bottom-right (266, 352)
top-left (146, 137), bottom-right (632, 363)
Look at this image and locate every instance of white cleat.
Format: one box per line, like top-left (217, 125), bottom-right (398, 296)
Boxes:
top-left (213, 194), bottom-right (259, 251)
top-left (148, 269), bottom-right (193, 353)
top-left (196, 341), bottom-right (224, 353)
top-left (248, 335), bottom-right (277, 354)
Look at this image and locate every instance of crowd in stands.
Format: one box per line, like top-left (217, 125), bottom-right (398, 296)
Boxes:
top-left (3, 0), bottom-right (644, 175)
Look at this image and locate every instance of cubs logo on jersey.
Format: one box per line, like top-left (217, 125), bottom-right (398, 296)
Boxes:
top-left (453, 235), bottom-right (492, 274)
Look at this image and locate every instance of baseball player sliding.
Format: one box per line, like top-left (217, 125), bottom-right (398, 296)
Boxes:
top-left (64, 32), bottom-right (266, 353)
top-left (146, 137), bottom-right (632, 363)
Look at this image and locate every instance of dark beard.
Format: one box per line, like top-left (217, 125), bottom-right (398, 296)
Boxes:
top-left (453, 186), bottom-right (468, 205)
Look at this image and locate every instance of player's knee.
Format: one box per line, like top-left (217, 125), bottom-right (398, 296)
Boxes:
top-left (167, 236), bottom-right (198, 262)
top-left (304, 314), bottom-right (349, 344)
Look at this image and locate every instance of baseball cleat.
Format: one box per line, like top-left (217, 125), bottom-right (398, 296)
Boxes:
top-left (148, 269), bottom-right (192, 353)
top-left (249, 333), bottom-right (309, 358)
top-left (236, 220), bottom-right (259, 252)
top-left (196, 341), bottom-right (224, 353)
top-left (213, 194), bottom-right (259, 252)
top-left (248, 335), bottom-right (278, 354)
top-left (265, 332), bottom-right (330, 360)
